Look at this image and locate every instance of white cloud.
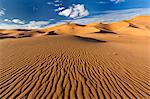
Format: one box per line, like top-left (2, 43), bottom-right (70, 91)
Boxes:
top-left (0, 20), bottom-right (50, 29)
top-left (54, 4), bottom-right (62, 7)
top-left (4, 19), bottom-right (11, 22)
top-left (4, 18), bottom-right (25, 24)
top-left (49, 19), bottom-right (55, 21)
top-left (25, 21), bottom-right (49, 29)
top-left (55, 7), bottom-right (65, 12)
top-left (58, 4), bottom-right (89, 19)
top-left (0, 8), bottom-right (5, 16)
top-left (110, 0), bottom-right (125, 3)
top-left (97, 0), bottom-right (124, 4)
top-left (47, 2), bottom-right (53, 5)
top-left (54, 0), bottom-right (62, 3)
top-left (96, 1), bottom-right (108, 4)
top-left (59, 8), bottom-right (72, 17)
top-left (12, 19), bottom-right (25, 24)
top-left (47, 1), bottom-right (62, 7)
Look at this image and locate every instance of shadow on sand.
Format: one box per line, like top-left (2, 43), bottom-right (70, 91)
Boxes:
top-left (74, 35), bottom-right (107, 43)
top-left (0, 36), bottom-right (16, 39)
top-left (46, 31), bottom-right (58, 35)
top-left (95, 29), bottom-right (116, 34)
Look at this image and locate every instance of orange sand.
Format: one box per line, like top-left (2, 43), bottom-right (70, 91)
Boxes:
top-left (0, 16), bottom-right (150, 99)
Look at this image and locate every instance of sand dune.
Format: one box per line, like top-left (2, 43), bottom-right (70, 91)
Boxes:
top-left (0, 16), bottom-right (150, 99)
top-left (43, 23), bottom-right (100, 35)
top-left (129, 16), bottom-right (150, 27)
top-left (0, 16), bottom-right (150, 39)
top-left (101, 21), bottom-right (130, 32)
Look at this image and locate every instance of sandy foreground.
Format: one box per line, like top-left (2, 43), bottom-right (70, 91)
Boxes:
top-left (0, 16), bottom-right (150, 99)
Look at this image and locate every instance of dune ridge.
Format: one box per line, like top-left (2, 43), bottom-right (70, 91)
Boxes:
top-left (0, 16), bottom-right (150, 39)
top-left (0, 16), bottom-right (150, 99)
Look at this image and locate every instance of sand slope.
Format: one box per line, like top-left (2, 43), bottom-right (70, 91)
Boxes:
top-left (0, 16), bottom-right (150, 99)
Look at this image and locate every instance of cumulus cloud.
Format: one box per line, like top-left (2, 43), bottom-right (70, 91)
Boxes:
top-left (110, 0), bottom-right (125, 3)
top-left (0, 8), bottom-right (5, 16)
top-left (58, 4), bottom-right (89, 19)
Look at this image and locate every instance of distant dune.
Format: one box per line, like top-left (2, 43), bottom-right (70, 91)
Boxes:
top-left (0, 16), bottom-right (150, 39)
top-left (0, 16), bottom-right (150, 99)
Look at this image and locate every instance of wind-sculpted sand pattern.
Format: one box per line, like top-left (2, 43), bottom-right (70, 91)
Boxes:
top-left (0, 35), bottom-right (150, 99)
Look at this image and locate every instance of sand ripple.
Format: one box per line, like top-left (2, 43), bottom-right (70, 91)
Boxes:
top-left (0, 35), bottom-right (150, 99)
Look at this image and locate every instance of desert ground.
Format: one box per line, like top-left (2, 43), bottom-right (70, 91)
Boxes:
top-left (0, 16), bottom-right (150, 99)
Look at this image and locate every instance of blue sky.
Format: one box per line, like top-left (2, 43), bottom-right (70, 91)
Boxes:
top-left (0, 0), bottom-right (150, 29)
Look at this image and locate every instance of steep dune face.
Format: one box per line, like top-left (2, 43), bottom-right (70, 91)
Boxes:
top-left (0, 16), bottom-right (150, 99)
top-left (129, 16), bottom-right (150, 26)
top-left (102, 21), bottom-right (130, 32)
top-left (128, 16), bottom-right (150, 31)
